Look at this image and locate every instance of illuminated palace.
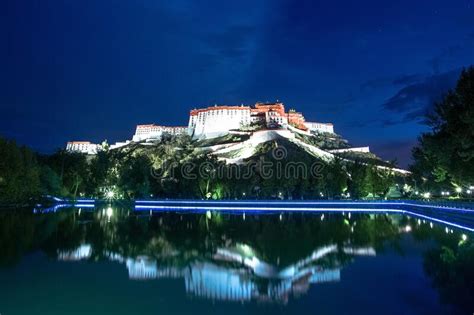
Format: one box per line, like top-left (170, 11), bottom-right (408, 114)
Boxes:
top-left (188, 102), bottom-right (333, 139)
top-left (66, 102), bottom-right (334, 153)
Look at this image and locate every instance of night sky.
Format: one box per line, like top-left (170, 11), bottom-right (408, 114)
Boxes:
top-left (1, 0), bottom-right (473, 167)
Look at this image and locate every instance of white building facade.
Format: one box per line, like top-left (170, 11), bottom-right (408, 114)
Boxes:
top-left (66, 141), bottom-right (100, 154)
top-left (188, 105), bottom-right (252, 139)
top-left (304, 122), bottom-right (334, 134)
top-left (132, 124), bottom-right (187, 142)
top-left (329, 146), bottom-right (370, 153)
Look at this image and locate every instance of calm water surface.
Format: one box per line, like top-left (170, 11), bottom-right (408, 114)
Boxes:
top-left (0, 206), bottom-right (473, 315)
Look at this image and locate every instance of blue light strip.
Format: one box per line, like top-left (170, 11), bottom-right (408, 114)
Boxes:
top-left (74, 199), bottom-right (95, 203)
top-left (135, 205), bottom-right (404, 213)
top-left (74, 204), bottom-right (95, 208)
top-left (402, 202), bottom-right (474, 213)
top-left (135, 200), bottom-right (474, 213)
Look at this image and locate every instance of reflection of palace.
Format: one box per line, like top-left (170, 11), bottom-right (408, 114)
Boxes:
top-left (57, 244), bottom-right (92, 261)
top-left (59, 243), bottom-right (375, 303)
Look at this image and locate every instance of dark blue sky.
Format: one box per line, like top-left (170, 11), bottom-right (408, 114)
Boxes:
top-left (1, 0), bottom-right (473, 167)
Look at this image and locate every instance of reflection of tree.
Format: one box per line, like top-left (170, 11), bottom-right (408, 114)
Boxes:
top-left (424, 241), bottom-right (474, 313)
top-left (1, 209), bottom-right (404, 269)
top-left (2, 207), bottom-right (473, 309)
top-left (0, 211), bottom-right (37, 266)
top-left (0, 210), bottom-right (72, 266)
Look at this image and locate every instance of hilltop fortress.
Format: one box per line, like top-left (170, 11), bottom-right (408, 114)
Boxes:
top-left (131, 102), bottom-right (333, 142)
top-left (188, 102), bottom-right (333, 139)
top-left (66, 101), bottom-right (337, 153)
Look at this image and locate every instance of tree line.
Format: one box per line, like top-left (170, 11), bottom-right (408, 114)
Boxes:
top-left (409, 66), bottom-right (474, 195)
top-left (0, 134), bottom-right (398, 204)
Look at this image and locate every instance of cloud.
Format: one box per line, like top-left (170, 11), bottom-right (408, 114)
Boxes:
top-left (382, 68), bottom-right (462, 122)
top-left (391, 74), bottom-right (424, 86)
top-left (360, 73), bottom-right (424, 91)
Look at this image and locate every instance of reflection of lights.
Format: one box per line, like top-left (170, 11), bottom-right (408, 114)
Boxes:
top-left (445, 227), bottom-right (449, 234)
top-left (134, 204), bottom-right (474, 232)
top-left (320, 214), bottom-right (324, 221)
top-left (467, 190), bottom-right (472, 195)
top-left (430, 222), bottom-right (433, 229)
top-left (240, 244), bottom-right (252, 256)
top-left (243, 213), bottom-right (245, 220)
top-left (206, 210), bottom-right (212, 219)
top-left (279, 213), bottom-right (282, 221)
top-left (462, 234), bottom-right (468, 241)
top-left (106, 207), bottom-right (113, 219)
top-left (348, 212), bottom-right (351, 219)
top-left (417, 219), bottom-right (421, 225)
top-left (404, 225), bottom-right (412, 232)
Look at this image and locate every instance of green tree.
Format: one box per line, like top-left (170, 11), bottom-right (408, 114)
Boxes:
top-left (0, 137), bottom-right (41, 203)
top-left (347, 161), bottom-right (370, 199)
top-left (411, 67), bottom-right (474, 189)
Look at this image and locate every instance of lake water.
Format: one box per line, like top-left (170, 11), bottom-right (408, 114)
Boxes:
top-left (0, 205), bottom-right (472, 315)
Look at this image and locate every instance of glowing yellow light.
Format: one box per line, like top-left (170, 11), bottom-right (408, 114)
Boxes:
top-left (455, 187), bottom-right (462, 193)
